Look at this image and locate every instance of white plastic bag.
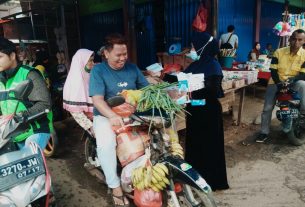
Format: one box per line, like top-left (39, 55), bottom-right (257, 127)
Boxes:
top-left (121, 155), bottom-right (147, 192)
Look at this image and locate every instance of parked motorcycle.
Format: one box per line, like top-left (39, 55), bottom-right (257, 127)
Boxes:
top-left (83, 96), bottom-right (217, 207)
top-left (43, 130), bottom-right (59, 158)
top-left (43, 77), bottom-right (67, 158)
top-left (0, 80), bottom-right (57, 206)
top-left (275, 81), bottom-right (305, 146)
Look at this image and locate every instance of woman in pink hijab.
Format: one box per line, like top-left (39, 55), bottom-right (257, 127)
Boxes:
top-left (63, 49), bottom-right (94, 133)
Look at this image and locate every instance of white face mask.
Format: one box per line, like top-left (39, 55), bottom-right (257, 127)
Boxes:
top-left (186, 50), bottom-right (200, 61)
top-left (185, 36), bottom-right (214, 61)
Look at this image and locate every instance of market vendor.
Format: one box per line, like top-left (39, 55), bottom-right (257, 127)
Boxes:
top-left (248, 42), bottom-right (261, 61)
top-left (256, 29), bottom-right (305, 146)
top-left (263, 43), bottom-right (274, 58)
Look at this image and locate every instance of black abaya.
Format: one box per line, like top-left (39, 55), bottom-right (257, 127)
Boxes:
top-left (185, 76), bottom-right (229, 191)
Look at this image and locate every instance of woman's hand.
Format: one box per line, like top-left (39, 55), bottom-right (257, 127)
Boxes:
top-left (146, 70), bottom-right (161, 77)
top-left (109, 115), bottom-right (124, 126)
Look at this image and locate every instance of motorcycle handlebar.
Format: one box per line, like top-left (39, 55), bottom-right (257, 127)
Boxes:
top-left (26, 109), bottom-right (49, 122)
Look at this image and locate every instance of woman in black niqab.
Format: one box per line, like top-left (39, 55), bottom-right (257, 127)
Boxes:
top-left (184, 32), bottom-right (229, 191)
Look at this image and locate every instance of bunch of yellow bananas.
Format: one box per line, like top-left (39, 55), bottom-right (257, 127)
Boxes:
top-left (121, 90), bottom-right (143, 106)
top-left (131, 163), bottom-right (170, 192)
top-left (166, 128), bottom-right (179, 143)
top-left (170, 142), bottom-right (184, 159)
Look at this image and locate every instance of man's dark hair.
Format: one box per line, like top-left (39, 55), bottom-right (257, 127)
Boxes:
top-left (291, 29), bottom-right (305, 36)
top-left (227, 25), bottom-right (235, 32)
top-left (0, 37), bottom-right (16, 55)
top-left (104, 33), bottom-right (128, 51)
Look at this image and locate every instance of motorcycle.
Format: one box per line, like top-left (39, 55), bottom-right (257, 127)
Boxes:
top-left (43, 130), bottom-right (59, 158)
top-left (83, 96), bottom-right (217, 207)
top-left (0, 80), bottom-right (57, 206)
top-left (43, 76), bottom-right (67, 158)
top-left (275, 81), bottom-right (305, 146)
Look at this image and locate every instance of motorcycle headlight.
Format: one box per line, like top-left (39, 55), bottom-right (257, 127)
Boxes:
top-left (0, 196), bottom-right (16, 207)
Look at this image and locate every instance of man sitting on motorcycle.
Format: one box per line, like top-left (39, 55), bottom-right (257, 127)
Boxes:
top-left (256, 29), bottom-right (305, 145)
top-left (89, 33), bottom-right (149, 207)
top-left (0, 38), bottom-right (52, 149)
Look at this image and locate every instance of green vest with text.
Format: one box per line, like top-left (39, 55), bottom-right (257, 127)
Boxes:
top-left (0, 66), bottom-right (53, 142)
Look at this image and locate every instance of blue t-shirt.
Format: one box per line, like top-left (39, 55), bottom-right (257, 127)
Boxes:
top-left (89, 61), bottom-right (149, 116)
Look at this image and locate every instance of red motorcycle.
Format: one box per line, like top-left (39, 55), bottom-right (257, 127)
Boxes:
top-left (276, 82), bottom-right (305, 146)
top-left (83, 96), bottom-right (217, 207)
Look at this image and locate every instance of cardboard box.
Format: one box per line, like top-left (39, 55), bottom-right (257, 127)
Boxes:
top-left (222, 80), bottom-right (233, 90)
top-left (233, 79), bottom-right (245, 88)
top-left (219, 91), bottom-right (235, 112)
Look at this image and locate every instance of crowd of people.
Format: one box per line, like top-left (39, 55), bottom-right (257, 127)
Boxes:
top-left (1, 24), bottom-right (305, 206)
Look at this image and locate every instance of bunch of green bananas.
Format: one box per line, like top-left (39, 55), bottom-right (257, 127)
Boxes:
top-left (131, 163), bottom-right (170, 192)
top-left (170, 142), bottom-right (184, 159)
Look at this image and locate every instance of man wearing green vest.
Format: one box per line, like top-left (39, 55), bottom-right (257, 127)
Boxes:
top-left (0, 37), bottom-right (52, 149)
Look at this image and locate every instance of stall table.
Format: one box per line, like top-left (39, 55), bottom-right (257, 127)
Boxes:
top-left (222, 82), bottom-right (257, 125)
top-left (174, 81), bottom-right (258, 131)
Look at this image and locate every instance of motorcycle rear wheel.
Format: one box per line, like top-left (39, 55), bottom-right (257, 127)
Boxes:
top-left (44, 131), bottom-right (59, 157)
top-left (84, 135), bottom-right (97, 165)
top-left (164, 184), bottom-right (217, 207)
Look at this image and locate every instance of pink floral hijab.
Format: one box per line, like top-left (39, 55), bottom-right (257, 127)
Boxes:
top-left (63, 49), bottom-right (94, 112)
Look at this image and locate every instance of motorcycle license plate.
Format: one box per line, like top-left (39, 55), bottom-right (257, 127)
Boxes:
top-left (0, 154), bottom-right (45, 192)
top-left (278, 109), bottom-right (298, 119)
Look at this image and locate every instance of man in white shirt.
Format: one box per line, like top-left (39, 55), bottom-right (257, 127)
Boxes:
top-left (219, 25), bottom-right (239, 49)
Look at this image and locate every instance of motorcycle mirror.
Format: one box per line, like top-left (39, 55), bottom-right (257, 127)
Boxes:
top-left (106, 96), bottom-right (125, 107)
top-left (10, 79), bottom-right (33, 101)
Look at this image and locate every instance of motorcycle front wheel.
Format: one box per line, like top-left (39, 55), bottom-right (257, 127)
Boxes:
top-left (164, 184), bottom-right (217, 207)
top-left (44, 131), bottom-right (59, 158)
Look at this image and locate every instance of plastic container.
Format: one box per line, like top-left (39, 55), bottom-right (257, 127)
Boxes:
top-left (219, 57), bottom-right (234, 68)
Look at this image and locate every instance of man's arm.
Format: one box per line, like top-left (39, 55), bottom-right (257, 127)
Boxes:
top-left (290, 72), bottom-right (305, 82)
top-left (289, 61), bottom-right (305, 82)
top-left (270, 69), bottom-right (281, 84)
top-left (135, 67), bottom-right (149, 89)
top-left (234, 35), bottom-right (238, 49)
top-left (219, 40), bottom-right (222, 48)
top-left (92, 95), bottom-right (123, 126)
top-left (24, 70), bottom-right (51, 116)
top-left (269, 50), bottom-right (281, 84)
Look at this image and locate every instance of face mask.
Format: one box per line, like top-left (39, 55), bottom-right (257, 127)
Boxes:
top-left (186, 50), bottom-right (200, 61)
top-left (186, 36), bottom-right (214, 61)
top-left (84, 66), bottom-right (91, 73)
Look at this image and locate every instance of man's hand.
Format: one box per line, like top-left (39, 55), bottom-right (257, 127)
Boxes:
top-left (14, 112), bottom-right (27, 123)
top-left (277, 81), bottom-right (290, 93)
top-left (109, 115), bottom-right (124, 127)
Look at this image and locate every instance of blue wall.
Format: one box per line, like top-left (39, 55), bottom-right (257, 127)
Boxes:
top-left (218, 0), bottom-right (256, 62)
top-left (260, 1), bottom-right (282, 51)
top-left (135, 2), bottom-right (156, 69)
top-left (164, 0), bottom-right (200, 49)
top-left (80, 9), bottom-right (124, 56)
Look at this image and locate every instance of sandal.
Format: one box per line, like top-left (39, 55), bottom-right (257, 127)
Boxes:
top-left (111, 194), bottom-right (130, 207)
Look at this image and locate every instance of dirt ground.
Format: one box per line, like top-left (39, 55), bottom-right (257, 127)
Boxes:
top-left (46, 88), bottom-right (305, 207)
